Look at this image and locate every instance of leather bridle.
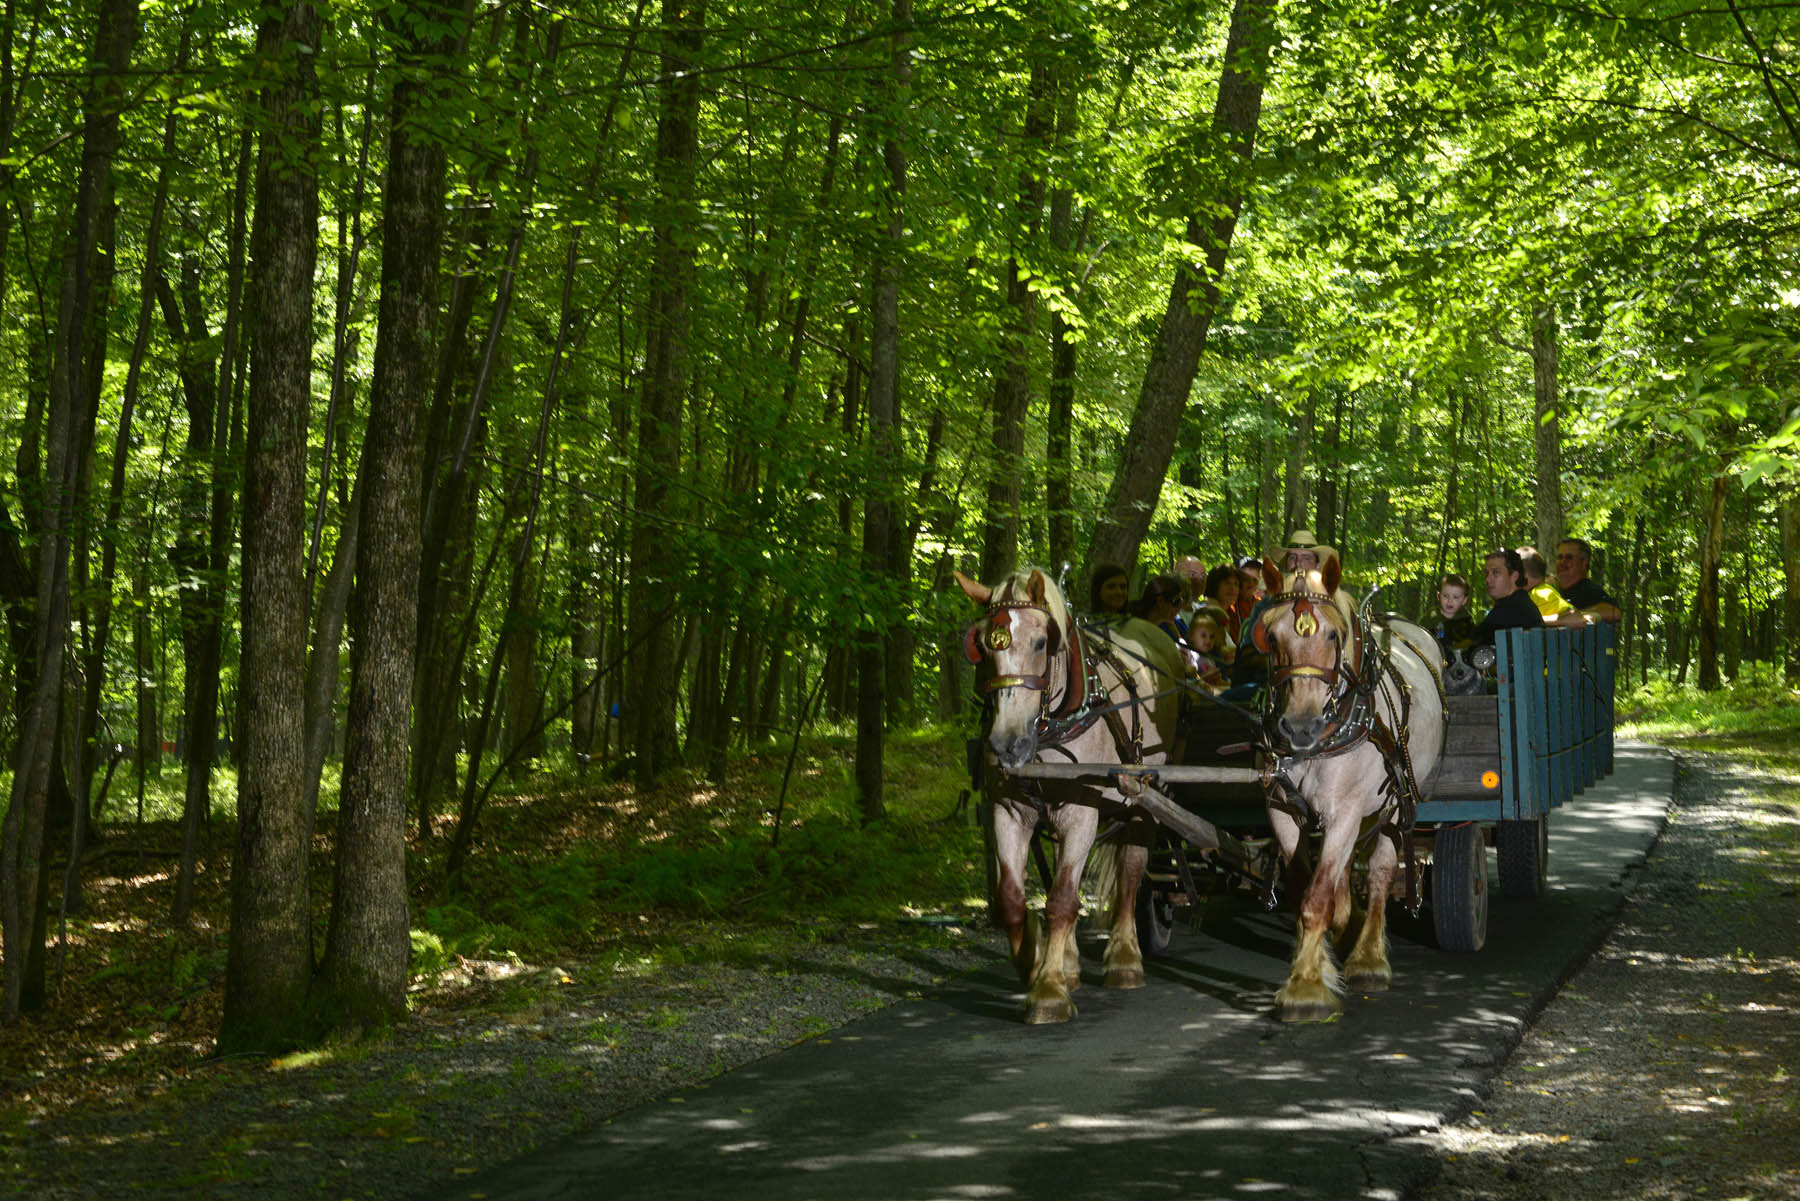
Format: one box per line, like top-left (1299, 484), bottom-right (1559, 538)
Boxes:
top-left (1257, 588), bottom-right (1377, 755)
top-left (966, 600), bottom-right (1143, 759)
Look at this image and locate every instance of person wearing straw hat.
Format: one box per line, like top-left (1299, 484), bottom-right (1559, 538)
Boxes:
top-left (1273, 528), bottom-right (1337, 575)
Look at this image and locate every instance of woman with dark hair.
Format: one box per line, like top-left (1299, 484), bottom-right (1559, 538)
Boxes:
top-left (1130, 574), bottom-right (1188, 646)
top-left (1201, 563), bottom-right (1243, 641)
top-left (1088, 562), bottom-right (1130, 618)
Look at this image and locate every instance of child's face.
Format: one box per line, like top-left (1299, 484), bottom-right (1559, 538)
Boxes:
top-left (1438, 585), bottom-right (1469, 617)
top-left (1099, 576), bottom-right (1129, 613)
top-left (1191, 624), bottom-right (1216, 652)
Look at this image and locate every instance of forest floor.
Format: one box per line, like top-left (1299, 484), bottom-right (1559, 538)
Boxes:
top-left (0, 731), bottom-right (997, 1200)
top-left (3, 701), bottom-right (1798, 1200)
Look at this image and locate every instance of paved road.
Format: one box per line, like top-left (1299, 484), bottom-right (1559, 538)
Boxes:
top-left (457, 743), bottom-right (1671, 1201)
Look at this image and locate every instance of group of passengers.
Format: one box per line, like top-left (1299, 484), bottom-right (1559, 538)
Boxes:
top-left (1083, 530), bottom-right (1620, 696)
top-left (1086, 557), bottom-right (1263, 692)
top-left (1423, 537), bottom-right (1621, 656)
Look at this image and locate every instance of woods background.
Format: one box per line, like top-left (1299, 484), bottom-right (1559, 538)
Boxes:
top-left (2, 0), bottom-right (1797, 1046)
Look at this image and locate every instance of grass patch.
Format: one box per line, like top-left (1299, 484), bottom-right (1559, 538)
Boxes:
top-left (1620, 678), bottom-right (1800, 777)
top-left (407, 723), bottom-right (986, 973)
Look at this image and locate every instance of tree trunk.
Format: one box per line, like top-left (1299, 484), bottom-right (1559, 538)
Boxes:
top-left (1257, 390), bottom-right (1277, 557)
top-left (1783, 491), bottom-right (1800, 687)
top-left (320, 0), bottom-right (457, 1022)
top-left (132, 558), bottom-right (157, 784)
top-left (171, 114), bottom-right (252, 925)
top-left (1084, 0), bottom-right (1276, 579)
top-left (219, 0), bottom-right (322, 1053)
top-left (1622, 512), bottom-right (1645, 686)
top-left (66, 168), bottom-right (123, 922)
top-left (300, 492), bottom-right (356, 820)
top-left (627, 0), bottom-right (705, 788)
top-left (1697, 471), bottom-right (1726, 692)
top-left (2, 0), bottom-right (137, 1021)
top-left (1431, 390), bottom-right (1463, 588)
top-left (1283, 391), bottom-right (1311, 535)
top-left (855, 0), bottom-right (910, 825)
top-left (1531, 303), bottom-right (1562, 556)
top-left (978, 58), bottom-right (1051, 584)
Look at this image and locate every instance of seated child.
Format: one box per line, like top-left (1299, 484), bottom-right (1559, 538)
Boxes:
top-left (1424, 573), bottom-right (1477, 653)
top-left (1518, 546), bottom-right (1574, 620)
top-left (1185, 612), bottom-right (1232, 692)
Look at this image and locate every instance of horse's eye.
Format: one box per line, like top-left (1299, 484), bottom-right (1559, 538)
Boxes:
top-left (1033, 636), bottom-right (1047, 651)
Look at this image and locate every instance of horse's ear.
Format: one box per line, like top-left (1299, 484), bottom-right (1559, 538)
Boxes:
top-left (954, 570), bottom-right (992, 607)
top-left (962, 622), bottom-right (985, 664)
top-left (1322, 556), bottom-right (1341, 596)
top-left (1252, 613), bottom-right (1272, 655)
top-left (1261, 557), bottom-right (1282, 596)
top-left (1026, 570), bottom-right (1047, 604)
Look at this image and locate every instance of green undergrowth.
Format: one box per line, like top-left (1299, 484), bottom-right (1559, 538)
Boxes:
top-left (1620, 677), bottom-right (1800, 777)
top-left (407, 723), bottom-right (989, 984)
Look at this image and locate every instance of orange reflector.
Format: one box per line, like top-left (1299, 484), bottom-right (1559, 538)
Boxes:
top-left (1481, 770), bottom-right (1500, 789)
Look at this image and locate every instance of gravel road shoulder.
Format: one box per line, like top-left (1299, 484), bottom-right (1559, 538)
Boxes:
top-left (1398, 750), bottom-right (1800, 1199)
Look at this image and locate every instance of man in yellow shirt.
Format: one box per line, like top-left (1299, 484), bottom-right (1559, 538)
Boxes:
top-left (1518, 546), bottom-right (1573, 621)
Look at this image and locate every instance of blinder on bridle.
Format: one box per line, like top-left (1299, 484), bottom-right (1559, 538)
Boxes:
top-left (963, 600), bottom-right (1063, 693)
top-left (1256, 589), bottom-right (1367, 741)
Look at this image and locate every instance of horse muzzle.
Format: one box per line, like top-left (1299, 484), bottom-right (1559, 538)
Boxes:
top-left (990, 728), bottom-right (1039, 772)
top-left (1278, 712), bottom-right (1327, 752)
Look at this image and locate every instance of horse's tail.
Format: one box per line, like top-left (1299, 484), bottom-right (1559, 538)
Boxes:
top-left (1083, 837), bottom-right (1123, 925)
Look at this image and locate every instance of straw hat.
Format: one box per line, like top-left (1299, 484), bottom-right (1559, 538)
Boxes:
top-left (1273, 529), bottom-right (1339, 569)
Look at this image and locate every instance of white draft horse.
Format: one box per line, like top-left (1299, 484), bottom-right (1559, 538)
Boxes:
top-left (956, 567), bottom-right (1186, 1024)
top-left (1249, 556), bottom-right (1446, 1022)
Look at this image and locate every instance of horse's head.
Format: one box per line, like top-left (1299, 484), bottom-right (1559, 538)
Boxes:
top-left (956, 567), bottom-right (1069, 770)
top-left (1252, 555), bottom-right (1359, 753)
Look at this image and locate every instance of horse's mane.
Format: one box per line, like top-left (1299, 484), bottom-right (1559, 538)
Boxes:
top-left (992, 566), bottom-right (1071, 647)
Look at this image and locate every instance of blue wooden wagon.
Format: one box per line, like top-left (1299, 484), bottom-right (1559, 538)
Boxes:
top-left (1419, 622), bottom-right (1617, 949)
top-left (1009, 622), bottom-right (1618, 956)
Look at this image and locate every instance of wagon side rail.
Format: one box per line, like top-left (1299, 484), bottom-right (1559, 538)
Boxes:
top-left (1493, 622), bottom-right (1616, 819)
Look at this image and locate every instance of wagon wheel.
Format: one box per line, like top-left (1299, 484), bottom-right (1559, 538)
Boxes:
top-left (1135, 878), bottom-right (1176, 957)
top-left (1431, 823), bottom-right (1488, 953)
top-left (1495, 814), bottom-right (1549, 900)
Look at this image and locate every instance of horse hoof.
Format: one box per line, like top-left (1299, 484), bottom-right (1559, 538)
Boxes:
top-left (1104, 967), bottom-right (1146, 990)
top-left (1278, 997), bottom-right (1342, 1023)
top-left (1025, 997), bottom-right (1075, 1024)
top-left (1345, 968), bottom-right (1392, 993)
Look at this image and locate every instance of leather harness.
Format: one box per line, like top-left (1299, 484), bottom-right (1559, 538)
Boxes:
top-left (1254, 588), bottom-right (1440, 914)
top-left (975, 602), bottom-right (1147, 771)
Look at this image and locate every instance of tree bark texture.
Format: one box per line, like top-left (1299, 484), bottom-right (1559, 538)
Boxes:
top-left (1283, 391), bottom-right (1311, 535)
top-left (1531, 303), bottom-right (1562, 556)
top-left (1783, 491), bottom-right (1800, 686)
top-left (2, 0), bottom-right (137, 1021)
top-left (1697, 470), bottom-right (1726, 692)
top-left (220, 0), bottom-right (322, 1053)
top-left (1084, 0), bottom-right (1275, 580)
top-left (855, 0), bottom-right (911, 825)
top-left (978, 58), bottom-right (1051, 584)
top-left (159, 257), bottom-right (225, 927)
top-left (322, 10), bottom-right (451, 1018)
top-left (626, 0), bottom-right (705, 787)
